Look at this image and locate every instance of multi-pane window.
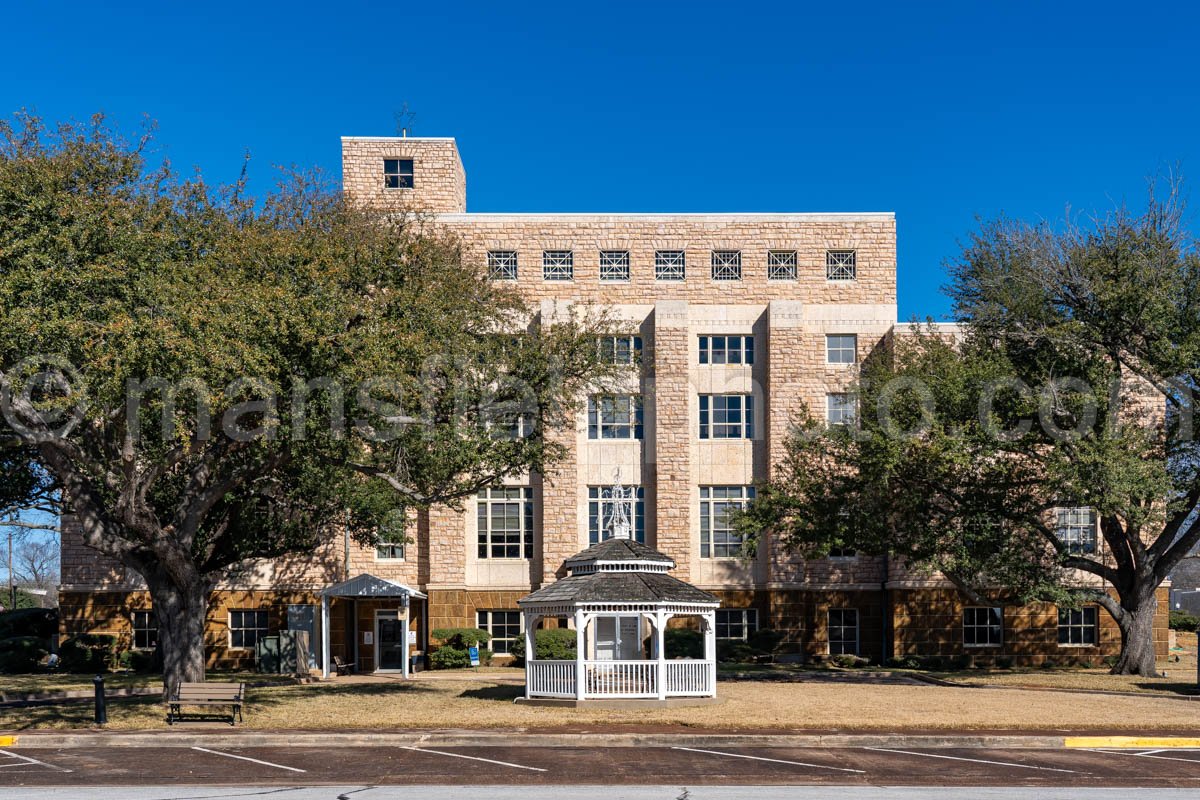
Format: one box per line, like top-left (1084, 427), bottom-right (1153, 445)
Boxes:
top-left (828, 546), bottom-right (858, 559)
top-left (488, 410), bottom-right (536, 440)
top-left (542, 250), bottom-right (574, 281)
top-left (826, 334), bottom-right (857, 365)
top-left (477, 487), bottom-right (534, 559)
top-left (599, 250), bottom-right (631, 282)
top-left (487, 250), bottom-right (518, 280)
top-left (588, 486), bottom-right (646, 544)
top-left (1057, 606), bottom-right (1099, 646)
top-left (383, 158), bottom-right (414, 189)
top-left (131, 610), bottom-right (157, 650)
top-left (699, 394), bottom-right (754, 439)
top-left (598, 335), bottom-right (642, 365)
top-left (711, 250), bottom-right (742, 281)
top-left (1055, 507), bottom-right (1097, 555)
top-left (716, 608), bottom-right (759, 640)
top-left (828, 609), bottom-right (859, 655)
top-left (826, 249), bottom-right (857, 281)
top-left (699, 335), bottom-right (754, 365)
top-left (962, 607), bottom-right (1003, 647)
top-left (767, 250), bottom-right (798, 280)
top-left (826, 393), bottom-right (856, 427)
top-left (477, 610), bottom-right (522, 655)
top-left (587, 395), bottom-right (644, 439)
top-left (700, 486), bottom-right (756, 558)
top-left (229, 609), bottom-right (269, 649)
top-left (375, 537), bottom-right (406, 560)
top-left (655, 250), bottom-right (686, 281)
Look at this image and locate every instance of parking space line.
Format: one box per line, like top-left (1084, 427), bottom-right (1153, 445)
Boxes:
top-left (862, 747), bottom-right (1081, 774)
top-left (0, 748), bottom-right (72, 773)
top-left (1082, 748), bottom-right (1200, 766)
top-left (671, 746), bottom-right (865, 773)
top-left (190, 746), bottom-right (307, 773)
top-left (400, 746), bottom-right (547, 772)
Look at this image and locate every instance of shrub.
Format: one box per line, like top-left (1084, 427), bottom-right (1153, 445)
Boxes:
top-left (0, 635), bottom-right (48, 673)
top-left (995, 656), bottom-right (1014, 669)
top-left (917, 655), bottom-right (946, 671)
top-left (747, 628), bottom-right (785, 655)
top-left (511, 628), bottom-right (577, 666)
top-left (717, 640), bottom-right (759, 663)
top-left (0, 607), bottom-right (58, 640)
top-left (664, 628), bottom-right (703, 659)
top-left (830, 653), bottom-right (858, 668)
top-left (117, 649), bottom-right (158, 673)
top-left (1169, 610), bottom-right (1200, 631)
top-left (1103, 655), bottom-right (1120, 668)
top-left (59, 634), bottom-right (119, 673)
top-left (429, 628), bottom-right (492, 669)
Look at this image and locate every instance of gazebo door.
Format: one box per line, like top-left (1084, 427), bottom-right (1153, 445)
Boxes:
top-left (594, 615), bottom-right (640, 660)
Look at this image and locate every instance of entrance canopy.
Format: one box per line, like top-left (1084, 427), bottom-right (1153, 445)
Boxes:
top-left (320, 573), bottom-right (426, 679)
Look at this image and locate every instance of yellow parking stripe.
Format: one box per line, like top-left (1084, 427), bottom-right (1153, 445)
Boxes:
top-left (0, 736), bottom-right (16, 747)
top-left (1065, 736), bottom-right (1200, 749)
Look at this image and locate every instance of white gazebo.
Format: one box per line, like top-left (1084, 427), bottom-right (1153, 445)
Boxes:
top-left (320, 573), bottom-right (426, 679)
top-left (517, 480), bottom-right (719, 704)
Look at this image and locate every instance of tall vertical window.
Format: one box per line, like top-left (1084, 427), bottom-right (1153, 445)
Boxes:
top-left (826, 393), bottom-right (856, 427)
top-left (229, 609), bottom-right (269, 649)
top-left (655, 250), bottom-right (686, 281)
top-left (1057, 606), bottom-right (1099, 646)
top-left (383, 158), bottom-right (414, 189)
top-left (476, 610), bottom-right (522, 655)
top-left (716, 609), bottom-right (759, 640)
top-left (962, 607), bottom-right (1003, 647)
top-left (598, 335), bottom-right (642, 365)
top-left (599, 250), bottom-right (631, 282)
top-left (826, 249), bottom-right (857, 281)
top-left (699, 394), bottom-right (754, 439)
top-left (477, 487), bottom-right (534, 559)
top-left (587, 395), bottom-right (644, 439)
top-left (828, 609), bottom-right (859, 655)
top-left (700, 486), bottom-right (756, 558)
top-left (826, 334), bottom-right (857, 365)
top-left (711, 250), bottom-right (742, 281)
top-left (588, 486), bottom-right (646, 544)
top-left (1055, 507), bottom-right (1097, 555)
top-left (699, 335), bottom-right (754, 365)
top-left (542, 250), bottom-right (574, 281)
top-left (487, 250), bottom-right (518, 280)
top-left (131, 610), bottom-right (157, 650)
top-left (767, 250), bottom-right (797, 280)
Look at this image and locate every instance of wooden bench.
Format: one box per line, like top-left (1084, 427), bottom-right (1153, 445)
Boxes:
top-left (165, 681), bottom-right (245, 726)
top-left (332, 655), bottom-right (355, 676)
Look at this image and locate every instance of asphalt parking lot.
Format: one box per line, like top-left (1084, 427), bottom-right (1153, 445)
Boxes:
top-left (4, 743), bottom-right (1200, 788)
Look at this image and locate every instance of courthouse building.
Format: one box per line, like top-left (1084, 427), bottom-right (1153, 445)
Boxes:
top-left (58, 136), bottom-right (1168, 671)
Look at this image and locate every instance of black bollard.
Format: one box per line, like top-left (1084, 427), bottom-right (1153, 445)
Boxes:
top-left (93, 674), bottom-right (107, 726)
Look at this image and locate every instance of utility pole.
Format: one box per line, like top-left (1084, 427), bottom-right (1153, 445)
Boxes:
top-left (6, 527), bottom-right (13, 612)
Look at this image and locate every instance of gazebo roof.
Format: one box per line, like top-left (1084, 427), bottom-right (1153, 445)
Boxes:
top-left (562, 538), bottom-right (675, 570)
top-left (320, 573), bottom-right (427, 599)
top-left (518, 570), bottom-right (719, 606)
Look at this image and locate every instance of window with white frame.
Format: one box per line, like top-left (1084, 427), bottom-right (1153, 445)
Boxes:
top-left (700, 486), bottom-right (756, 558)
top-left (826, 249), bottom-right (857, 281)
top-left (826, 393), bottom-right (856, 427)
top-left (375, 537), bottom-right (406, 560)
top-left (655, 250), bottom-right (686, 281)
top-left (131, 610), bottom-right (157, 650)
top-left (699, 335), bottom-right (754, 365)
top-left (826, 334), bottom-right (857, 365)
top-left (587, 395), bottom-right (644, 439)
top-left (962, 606), bottom-right (1003, 647)
top-left (383, 158), bottom-right (414, 189)
top-left (477, 610), bottom-right (522, 655)
top-left (588, 486), bottom-right (646, 544)
top-left (716, 608), bottom-right (759, 640)
top-left (700, 394), bottom-right (754, 439)
top-left (229, 609), bottom-right (269, 649)
top-left (542, 250), bottom-right (574, 281)
top-left (487, 250), bottom-right (518, 280)
top-left (477, 487), bottom-right (534, 559)
top-left (1055, 507), bottom-right (1097, 555)
top-left (598, 335), bottom-right (642, 365)
top-left (828, 608), bottom-right (859, 655)
top-left (487, 410), bottom-right (536, 440)
top-left (1057, 606), bottom-right (1099, 646)
top-left (599, 250), bottom-right (631, 282)
top-left (768, 250), bottom-right (797, 280)
top-left (711, 250), bottom-right (742, 281)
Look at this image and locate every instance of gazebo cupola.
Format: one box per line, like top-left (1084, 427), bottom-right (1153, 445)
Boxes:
top-left (517, 476), bottom-right (719, 704)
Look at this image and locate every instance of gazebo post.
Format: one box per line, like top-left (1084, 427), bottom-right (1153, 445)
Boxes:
top-left (655, 610), bottom-right (668, 700)
top-left (574, 608), bottom-right (586, 701)
top-left (524, 612), bottom-right (537, 699)
top-left (703, 610), bottom-right (717, 696)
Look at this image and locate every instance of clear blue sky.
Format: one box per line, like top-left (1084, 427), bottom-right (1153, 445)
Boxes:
top-left (2, 1), bottom-right (1197, 320)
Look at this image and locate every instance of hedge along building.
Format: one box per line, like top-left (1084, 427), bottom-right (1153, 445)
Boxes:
top-left (56, 135), bottom-right (1169, 671)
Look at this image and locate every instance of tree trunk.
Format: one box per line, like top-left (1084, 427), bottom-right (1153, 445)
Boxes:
top-left (1111, 595), bottom-right (1160, 676)
top-left (146, 573), bottom-right (209, 690)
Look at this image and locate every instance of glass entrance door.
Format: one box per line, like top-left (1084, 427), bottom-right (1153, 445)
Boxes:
top-left (375, 611), bottom-right (405, 671)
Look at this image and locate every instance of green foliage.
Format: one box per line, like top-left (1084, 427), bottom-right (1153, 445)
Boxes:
top-left (1169, 610), bottom-right (1200, 631)
top-left (664, 628), bottom-right (704, 659)
top-left (59, 634), bottom-right (119, 673)
top-left (117, 649), bottom-right (158, 672)
top-left (747, 628), bottom-right (785, 655)
top-left (430, 628), bottom-right (492, 669)
top-left (0, 635), bottom-right (48, 673)
top-left (511, 628), bottom-right (577, 666)
top-left (0, 607), bottom-right (57, 639)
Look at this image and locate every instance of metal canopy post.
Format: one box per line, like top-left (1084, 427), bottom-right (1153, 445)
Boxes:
top-left (320, 594), bottom-right (331, 679)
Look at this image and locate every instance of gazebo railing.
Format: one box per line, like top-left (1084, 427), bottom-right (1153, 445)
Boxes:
top-left (584, 660), bottom-right (657, 698)
top-left (527, 659), bottom-right (576, 697)
top-left (665, 660), bottom-right (713, 695)
top-left (526, 658), bottom-right (715, 699)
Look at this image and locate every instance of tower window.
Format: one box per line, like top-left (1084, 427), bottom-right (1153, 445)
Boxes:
top-left (383, 158), bottom-right (414, 189)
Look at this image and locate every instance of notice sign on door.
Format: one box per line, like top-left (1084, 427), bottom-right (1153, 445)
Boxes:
top-left (468, 646), bottom-right (480, 667)
top-left (408, 630), bottom-right (418, 644)
top-left (363, 632), bottom-right (373, 645)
